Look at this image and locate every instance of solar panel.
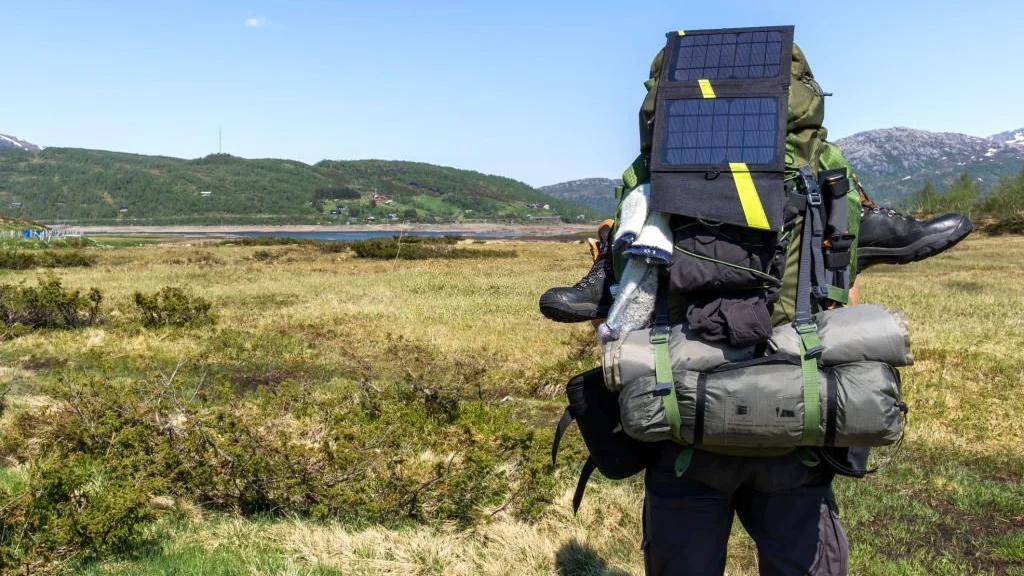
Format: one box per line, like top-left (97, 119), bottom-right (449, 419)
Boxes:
top-left (660, 97), bottom-right (779, 165)
top-left (667, 30), bottom-right (786, 81)
top-left (647, 26), bottom-right (794, 230)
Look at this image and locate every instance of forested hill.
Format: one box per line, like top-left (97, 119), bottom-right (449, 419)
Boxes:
top-left (0, 147), bottom-right (598, 225)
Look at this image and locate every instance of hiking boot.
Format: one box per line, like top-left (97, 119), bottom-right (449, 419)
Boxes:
top-left (856, 204), bottom-right (973, 271)
top-left (539, 220), bottom-right (615, 322)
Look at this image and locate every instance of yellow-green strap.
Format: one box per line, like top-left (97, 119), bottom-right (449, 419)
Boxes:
top-left (826, 286), bottom-right (849, 305)
top-left (800, 343), bottom-right (821, 446)
top-left (652, 329), bottom-right (682, 444)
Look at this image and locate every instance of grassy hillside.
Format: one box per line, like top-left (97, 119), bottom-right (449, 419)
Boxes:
top-left (0, 235), bottom-right (1021, 574)
top-left (539, 178), bottom-right (622, 217)
top-left (0, 148), bottom-right (598, 225)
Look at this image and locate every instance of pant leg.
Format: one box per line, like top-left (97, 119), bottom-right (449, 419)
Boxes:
top-left (642, 446), bottom-right (743, 576)
top-left (733, 454), bottom-right (849, 576)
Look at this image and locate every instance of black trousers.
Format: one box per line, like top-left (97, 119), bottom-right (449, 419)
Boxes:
top-left (643, 445), bottom-right (849, 576)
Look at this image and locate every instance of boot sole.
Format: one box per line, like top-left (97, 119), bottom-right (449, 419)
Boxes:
top-left (858, 218), bottom-right (973, 269)
top-left (538, 295), bottom-right (610, 323)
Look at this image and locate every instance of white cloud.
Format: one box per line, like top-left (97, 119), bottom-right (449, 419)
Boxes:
top-left (244, 16), bottom-right (269, 28)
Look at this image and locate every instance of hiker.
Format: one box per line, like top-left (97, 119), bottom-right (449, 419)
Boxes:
top-left (544, 29), bottom-right (970, 576)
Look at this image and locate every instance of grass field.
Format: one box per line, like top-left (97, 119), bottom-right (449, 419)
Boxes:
top-left (1, 235), bottom-right (1022, 575)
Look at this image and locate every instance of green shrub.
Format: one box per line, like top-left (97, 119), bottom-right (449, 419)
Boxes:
top-left (218, 236), bottom-right (316, 247)
top-left (252, 249), bottom-right (281, 262)
top-left (348, 238), bottom-right (515, 260)
top-left (0, 384), bottom-right (9, 420)
top-left (133, 286), bottom-right (214, 328)
top-left (47, 236), bottom-right (94, 249)
top-left (167, 251), bottom-right (223, 266)
top-left (0, 249), bottom-right (96, 270)
top-left (0, 276), bottom-right (102, 334)
top-left (0, 455), bottom-right (158, 572)
top-left (1, 370), bottom-right (554, 528)
top-left (983, 212), bottom-right (1024, 236)
top-left (0, 250), bottom-right (35, 270)
top-left (317, 241), bottom-right (351, 254)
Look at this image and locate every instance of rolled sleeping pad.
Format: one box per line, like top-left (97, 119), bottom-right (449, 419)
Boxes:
top-left (618, 360), bottom-right (905, 448)
top-left (602, 323), bottom-right (757, 391)
top-left (769, 304), bottom-right (913, 367)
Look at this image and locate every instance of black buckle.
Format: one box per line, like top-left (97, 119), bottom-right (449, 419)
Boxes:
top-left (828, 233), bottom-right (856, 253)
top-left (824, 233), bottom-right (856, 269)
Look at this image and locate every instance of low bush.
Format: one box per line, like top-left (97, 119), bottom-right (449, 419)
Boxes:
top-left (0, 455), bottom-right (158, 572)
top-left (348, 238), bottom-right (516, 260)
top-left (251, 249), bottom-right (281, 262)
top-left (218, 236), bottom-right (316, 247)
top-left (166, 251), bottom-right (223, 266)
top-left (982, 212), bottom-right (1024, 236)
top-left (133, 286), bottom-right (214, 328)
top-left (0, 276), bottom-right (102, 335)
top-left (0, 250), bottom-right (97, 270)
top-left (0, 369), bottom-right (555, 556)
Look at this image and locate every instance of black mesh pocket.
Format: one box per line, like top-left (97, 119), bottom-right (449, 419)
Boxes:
top-left (668, 217), bottom-right (781, 294)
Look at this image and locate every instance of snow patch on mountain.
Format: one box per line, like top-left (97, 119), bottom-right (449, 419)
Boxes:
top-left (0, 134), bottom-right (44, 152)
top-left (990, 128), bottom-right (1024, 149)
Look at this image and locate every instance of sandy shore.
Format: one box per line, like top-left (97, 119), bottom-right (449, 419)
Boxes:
top-left (73, 223), bottom-right (595, 237)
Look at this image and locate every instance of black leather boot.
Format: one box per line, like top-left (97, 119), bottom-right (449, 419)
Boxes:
top-left (857, 204), bottom-right (973, 271)
top-left (539, 221), bottom-right (615, 322)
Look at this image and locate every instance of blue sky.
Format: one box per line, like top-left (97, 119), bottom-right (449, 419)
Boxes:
top-left (3, 0), bottom-right (1022, 186)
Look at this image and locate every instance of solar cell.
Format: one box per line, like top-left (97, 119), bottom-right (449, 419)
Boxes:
top-left (668, 30), bottom-right (786, 81)
top-left (660, 97), bottom-right (779, 165)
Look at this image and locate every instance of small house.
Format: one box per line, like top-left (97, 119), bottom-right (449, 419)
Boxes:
top-left (329, 209), bottom-right (341, 215)
top-left (10, 202), bottom-right (22, 208)
top-left (119, 207), bottom-right (129, 213)
top-left (200, 191), bottom-right (213, 197)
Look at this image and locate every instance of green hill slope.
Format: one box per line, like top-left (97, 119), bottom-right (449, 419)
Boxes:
top-left (0, 148), bottom-right (597, 225)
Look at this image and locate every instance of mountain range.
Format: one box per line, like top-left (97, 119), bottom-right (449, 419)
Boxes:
top-left (0, 143), bottom-right (598, 225)
top-left (4, 126), bottom-right (1022, 224)
top-left (541, 127), bottom-right (1024, 214)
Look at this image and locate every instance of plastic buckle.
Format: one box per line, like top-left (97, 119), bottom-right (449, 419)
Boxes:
top-left (794, 322), bottom-right (824, 357)
top-left (794, 322), bottom-right (816, 335)
top-left (649, 325), bottom-right (670, 345)
top-left (812, 285), bottom-right (830, 300)
top-left (827, 233), bottom-right (856, 252)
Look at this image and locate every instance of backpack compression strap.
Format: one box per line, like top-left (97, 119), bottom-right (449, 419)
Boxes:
top-left (651, 281), bottom-right (695, 476)
top-left (651, 278), bottom-right (682, 445)
top-left (791, 166), bottom-right (826, 446)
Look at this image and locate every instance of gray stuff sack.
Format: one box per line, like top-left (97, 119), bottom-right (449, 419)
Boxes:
top-left (603, 323), bottom-right (757, 391)
top-left (769, 304), bottom-right (913, 367)
top-left (618, 360), bottom-right (904, 448)
top-left (603, 304), bottom-right (911, 393)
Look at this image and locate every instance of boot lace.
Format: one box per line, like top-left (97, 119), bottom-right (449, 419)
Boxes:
top-left (575, 258), bottom-right (607, 289)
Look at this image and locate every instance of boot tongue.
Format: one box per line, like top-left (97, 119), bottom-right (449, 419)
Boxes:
top-left (596, 219), bottom-right (615, 249)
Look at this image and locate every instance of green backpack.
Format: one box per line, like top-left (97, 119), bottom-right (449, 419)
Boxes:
top-left (553, 30), bottom-right (906, 508)
top-left (614, 30), bottom-right (862, 321)
top-left (605, 27), bottom-right (881, 458)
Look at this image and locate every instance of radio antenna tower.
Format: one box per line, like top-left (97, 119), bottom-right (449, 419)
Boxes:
top-left (218, 127), bottom-right (222, 154)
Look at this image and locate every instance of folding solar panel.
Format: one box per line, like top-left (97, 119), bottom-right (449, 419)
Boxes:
top-left (649, 26), bottom-right (794, 231)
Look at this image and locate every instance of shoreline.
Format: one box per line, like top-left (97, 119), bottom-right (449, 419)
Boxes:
top-left (72, 223), bottom-right (595, 237)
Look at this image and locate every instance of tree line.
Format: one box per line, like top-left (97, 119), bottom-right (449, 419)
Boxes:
top-left (905, 166), bottom-right (1024, 220)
